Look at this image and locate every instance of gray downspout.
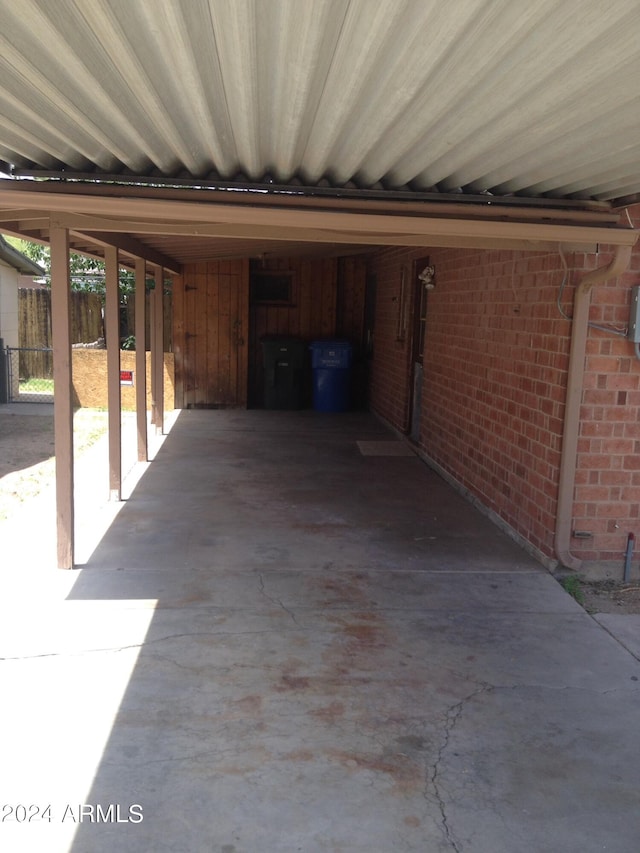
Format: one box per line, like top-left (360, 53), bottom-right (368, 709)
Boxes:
top-left (555, 244), bottom-right (633, 571)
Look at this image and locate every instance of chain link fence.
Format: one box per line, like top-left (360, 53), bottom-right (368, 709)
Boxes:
top-left (5, 347), bottom-right (54, 403)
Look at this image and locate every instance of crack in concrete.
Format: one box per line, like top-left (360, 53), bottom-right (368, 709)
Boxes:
top-left (258, 573), bottom-right (299, 625)
top-left (427, 684), bottom-right (493, 852)
top-left (0, 629), bottom-right (287, 661)
top-left (102, 746), bottom-right (242, 768)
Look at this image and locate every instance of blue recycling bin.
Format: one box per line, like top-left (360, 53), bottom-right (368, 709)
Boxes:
top-left (309, 340), bottom-right (352, 412)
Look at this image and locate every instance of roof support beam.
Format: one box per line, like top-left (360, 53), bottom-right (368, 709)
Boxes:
top-left (135, 258), bottom-right (148, 462)
top-left (40, 215), bottom-right (603, 253)
top-left (50, 224), bottom-right (74, 569)
top-left (72, 230), bottom-right (181, 274)
top-left (0, 189), bottom-right (633, 251)
top-left (150, 267), bottom-right (164, 434)
top-left (105, 245), bottom-right (122, 501)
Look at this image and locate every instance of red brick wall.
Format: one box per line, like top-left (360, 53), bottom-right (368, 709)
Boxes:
top-left (368, 212), bottom-right (640, 571)
top-left (574, 209), bottom-right (640, 565)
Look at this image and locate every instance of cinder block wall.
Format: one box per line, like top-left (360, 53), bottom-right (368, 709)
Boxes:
top-left (368, 213), bottom-right (640, 573)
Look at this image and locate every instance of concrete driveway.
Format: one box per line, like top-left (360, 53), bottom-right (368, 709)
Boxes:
top-left (1, 410), bottom-right (639, 852)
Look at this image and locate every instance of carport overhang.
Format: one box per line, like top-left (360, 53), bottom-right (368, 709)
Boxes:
top-left (0, 178), bottom-right (637, 569)
top-left (0, 180), bottom-right (637, 264)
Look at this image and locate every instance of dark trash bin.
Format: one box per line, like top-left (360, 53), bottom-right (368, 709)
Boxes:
top-left (309, 340), bottom-right (352, 412)
top-left (261, 337), bottom-right (307, 409)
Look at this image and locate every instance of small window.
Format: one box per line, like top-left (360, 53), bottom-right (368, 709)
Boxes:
top-left (250, 272), bottom-right (293, 304)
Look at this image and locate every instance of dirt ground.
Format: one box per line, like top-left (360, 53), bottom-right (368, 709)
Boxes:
top-left (0, 409), bottom-right (108, 522)
top-left (2, 407), bottom-right (640, 616)
top-left (576, 579), bottom-right (640, 616)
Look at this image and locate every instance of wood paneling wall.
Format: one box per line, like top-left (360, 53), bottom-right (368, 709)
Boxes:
top-left (336, 255), bottom-right (368, 351)
top-left (175, 255), bottom-right (368, 410)
top-left (174, 260), bottom-right (249, 408)
top-left (248, 257), bottom-right (338, 406)
top-left (250, 257), bottom-right (337, 339)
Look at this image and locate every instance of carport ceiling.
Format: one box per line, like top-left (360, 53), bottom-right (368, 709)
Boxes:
top-left (1, 0), bottom-right (640, 205)
top-left (0, 0), bottom-right (639, 270)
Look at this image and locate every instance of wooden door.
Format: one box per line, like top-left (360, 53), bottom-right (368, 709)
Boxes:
top-left (337, 255), bottom-right (370, 409)
top-left (174, 260), bottom-right (249, 408)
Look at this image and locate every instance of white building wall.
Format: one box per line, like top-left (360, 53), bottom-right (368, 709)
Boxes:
top-left (0, 258), bottom-right (19, 348)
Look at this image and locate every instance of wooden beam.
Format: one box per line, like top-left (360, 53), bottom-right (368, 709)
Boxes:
top-left (72, 229), bottom-right (181, 274)
top-left (149, 272), bottom-right (157, 427)
top-left (50, 224), bottom-right (74, 569)
top-left (151, 267), bottom-right (164, 434)
top-left (0, 190), bottom-right (633, 247)
top-left (0, 178), bottom-right (619, 219)
top-left (105, 246), bottom-right (121, 500)
top-left (0, 209), bottom-right (51, 223)
top-left (46, 213), bottom-right (614, 253)
top-left (0, 222), bottom-right (50, 243)
top-left (135, 258), bottom-right (148, 462)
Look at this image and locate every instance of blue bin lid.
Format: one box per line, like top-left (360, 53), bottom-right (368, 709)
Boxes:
top-left (309, 339), bottom-right (352, 350)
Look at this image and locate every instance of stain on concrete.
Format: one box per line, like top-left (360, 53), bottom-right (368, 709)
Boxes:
top-left (274, 659), bottom-right (312, 693)
top-left (328, 749), bottom-right (423, 792)
top-left (309, 701), bottom-right (345, 724)
top-left (233, 694), bottom-right (263, 715)
top-left (276, 673), bottom-right (311, 692)
top-left (283, 749), bottom-right (314, 762)
top-left (396, 734), bottom-right (427, 752)
top-left (313, 574), bottom-right (368, 607)
top-left (342, 624), bottom-right (386, 648)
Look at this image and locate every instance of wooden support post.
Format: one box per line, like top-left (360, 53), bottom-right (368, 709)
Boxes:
top-left (149, 270), bottom-right (157, 427)
top-left (152, 267), bottom-right (164, 434)
top-left (105, 246), bottom-right (121, 500)
top-left (135, 258), bottom-right (148, 461)
top-left (50, 225), bottom-right (74, 569)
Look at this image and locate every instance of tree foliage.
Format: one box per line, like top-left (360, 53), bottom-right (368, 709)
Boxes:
top-left (6, 237), bottom-right (136, 295)
top-left (6, 236), bottom-right (170, 298)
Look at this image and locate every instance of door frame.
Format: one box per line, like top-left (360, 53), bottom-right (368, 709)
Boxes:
top-left (408, 256), bottom-right (432, 443)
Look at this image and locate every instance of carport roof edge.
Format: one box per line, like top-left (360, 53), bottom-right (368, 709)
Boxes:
top-left (0, 179), bottom-right (636, 273)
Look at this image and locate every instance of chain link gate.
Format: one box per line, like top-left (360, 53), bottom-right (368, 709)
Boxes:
top-left (5, 347), bottom-right (54, 403)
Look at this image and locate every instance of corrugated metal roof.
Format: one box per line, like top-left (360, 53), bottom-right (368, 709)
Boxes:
top-left (0, 0), bottom-right (639, 205)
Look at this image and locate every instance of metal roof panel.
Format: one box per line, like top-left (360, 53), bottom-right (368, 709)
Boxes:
top-left (0, 0), bottom-right (638, 203)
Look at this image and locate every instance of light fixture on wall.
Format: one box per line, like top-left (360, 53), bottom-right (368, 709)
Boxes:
top-left (418, 264), bottom-right (436, 289)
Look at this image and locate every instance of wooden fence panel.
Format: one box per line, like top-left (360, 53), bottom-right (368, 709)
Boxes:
top-left (18, 288), bottom-right (104, 378)
top-left (18, 289), bottom-right (52, 379)
top-left (71, 290), bottom-right (104, 344)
